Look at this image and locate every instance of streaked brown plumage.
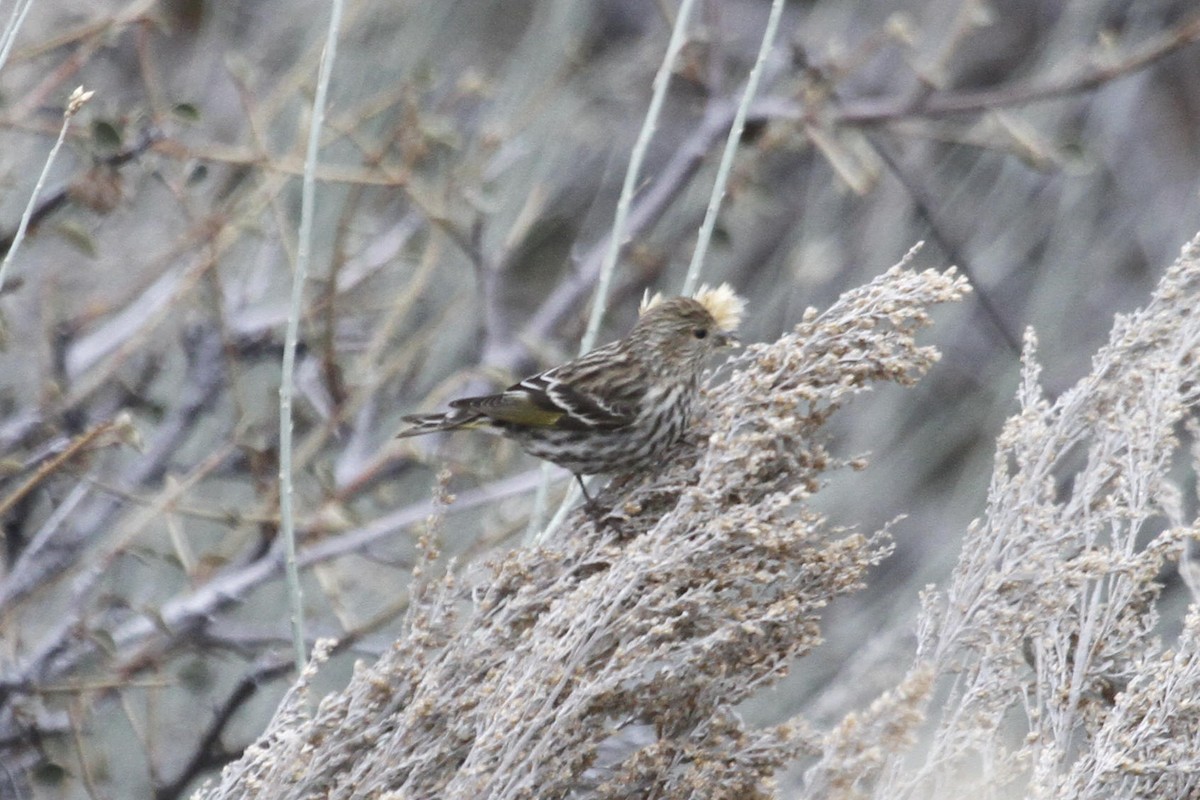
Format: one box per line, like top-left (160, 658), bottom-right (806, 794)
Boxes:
top-left (397, 290), bottom-right (743, 494)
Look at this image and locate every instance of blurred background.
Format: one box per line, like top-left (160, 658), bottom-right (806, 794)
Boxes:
top-left (2, 0), bottom-right (1199, 796)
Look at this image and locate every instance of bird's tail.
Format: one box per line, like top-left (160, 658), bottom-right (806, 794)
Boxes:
top-left (396, 410), bottom-right (485, 438)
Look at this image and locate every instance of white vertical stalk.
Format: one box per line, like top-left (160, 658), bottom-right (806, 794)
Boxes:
top-left (0, 86), bottom-right (92, 295)
top-left (581, 0), bottom-right (701, 352)
top-left (682, 0), bottom-right (786, 296)
top-left (528, 0), bottom-right (701, 544)
top-left (279, 0), bottom-right (344, 674)
top-left (0, 0), bottom-right (35, 76)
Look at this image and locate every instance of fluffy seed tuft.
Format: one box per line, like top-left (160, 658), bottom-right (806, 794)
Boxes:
top-left (641, 282), bottom-right (745, 334)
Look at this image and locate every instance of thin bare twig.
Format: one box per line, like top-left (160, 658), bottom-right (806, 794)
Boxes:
top-left (834, 13), bottom-right (1200, 123)
top-left (279, 0), bottom-right (345, 674)
top-left (0, 87), bottom-right (93, 295)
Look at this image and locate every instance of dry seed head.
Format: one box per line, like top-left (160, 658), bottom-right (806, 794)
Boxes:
top-left (65, 86), bottom-right (94, 117)
top-left (640, 282), bottom-right (746, 333)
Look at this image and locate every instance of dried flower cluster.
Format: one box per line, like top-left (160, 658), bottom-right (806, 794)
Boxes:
top-left (194, 254), bottom-right (968, 799)
top-left (807, 235), bottom-right (1200, 800)
top-left (197, 235), bottom-right (1200, 800)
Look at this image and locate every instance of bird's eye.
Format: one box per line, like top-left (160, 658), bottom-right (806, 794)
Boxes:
top-left (692, 327), bottom-right (708, 340)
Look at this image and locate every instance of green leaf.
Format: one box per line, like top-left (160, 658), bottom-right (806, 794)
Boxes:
top-left (178, 657), bottom-right (216, 693)
top-left (32, 762), bottom-right (70, 785)
top-left (55, 221), bottom-right (98, 258)
top-left (91, 119), bottom-right (123, 150)
top-left (172, 102), bottom-right (201, 122)
top-left (186, 163), bottom-right (209, 186)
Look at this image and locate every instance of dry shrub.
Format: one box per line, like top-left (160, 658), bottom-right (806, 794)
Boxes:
top-left (197, 233), bottom-right (1200, 800)
top-left (809, 234), bottom-right (1200, 800)
top-left (195, 252), bottom-right (968, 799)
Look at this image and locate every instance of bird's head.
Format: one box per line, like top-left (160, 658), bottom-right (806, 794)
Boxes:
top-left (630, 283), bottom-right (745, 371)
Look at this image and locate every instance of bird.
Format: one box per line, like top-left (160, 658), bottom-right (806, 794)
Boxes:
top-left (397, 284), bottom-right (746, 504)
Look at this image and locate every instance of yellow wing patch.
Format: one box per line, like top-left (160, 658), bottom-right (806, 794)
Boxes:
top-left (485, 404), bottom-right (564, 427)
top-left (453, 393), bottom-right (565, 428)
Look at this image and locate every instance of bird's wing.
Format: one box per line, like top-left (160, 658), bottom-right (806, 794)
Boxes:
top-left (449, 387), bottom-right (567, 428)
top-left (451, 345), bottom-right (641, 430)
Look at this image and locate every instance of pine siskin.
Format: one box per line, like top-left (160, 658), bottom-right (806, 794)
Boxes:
top-left (398, 284), bottom-right (746, 498)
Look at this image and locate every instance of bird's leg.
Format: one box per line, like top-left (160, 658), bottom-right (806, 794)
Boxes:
top-left (574, 474), bottom-right (592, 502)
top-left (574, 474), bottom-right (597, 509)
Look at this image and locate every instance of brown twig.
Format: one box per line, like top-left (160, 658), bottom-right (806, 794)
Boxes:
top-left (0, 414), bottom-right (136, 521)
top-left (834, 13), bottom-right (1200, 123)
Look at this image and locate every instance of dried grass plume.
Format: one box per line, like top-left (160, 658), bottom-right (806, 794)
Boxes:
top-left (195, 248), bottom-right (968, 799)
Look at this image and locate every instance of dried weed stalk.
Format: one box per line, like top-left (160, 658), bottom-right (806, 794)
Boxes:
top-left (194, 256), bottom-right (968, 799)
top-left (808, 235), bottom-right (1200, 800)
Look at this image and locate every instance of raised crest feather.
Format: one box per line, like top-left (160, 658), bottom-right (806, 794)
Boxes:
top-left (639, 282), bottom-right (746, 333)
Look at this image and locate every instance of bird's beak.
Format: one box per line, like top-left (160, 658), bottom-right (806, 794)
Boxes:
top-left (716, 331), bottom-right (740, 348)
